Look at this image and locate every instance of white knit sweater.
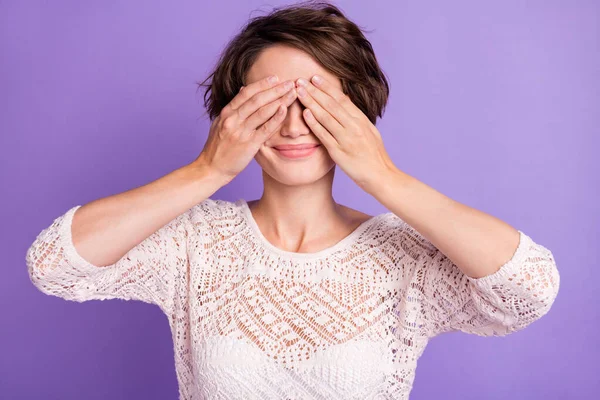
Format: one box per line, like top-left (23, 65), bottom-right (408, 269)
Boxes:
top-left (26, 198), bottom-right (560, 399)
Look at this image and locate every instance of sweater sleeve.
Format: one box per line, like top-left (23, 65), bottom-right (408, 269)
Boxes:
top-left (396, 224), bottom-right (561, 338)
top-left (25, 204), bottom-right (191, 314)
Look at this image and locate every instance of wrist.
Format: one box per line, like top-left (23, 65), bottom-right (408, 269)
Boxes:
top-left (184, 159), bottom-right (233, 189)
top-left (363, 164), bottom-right (405, 196)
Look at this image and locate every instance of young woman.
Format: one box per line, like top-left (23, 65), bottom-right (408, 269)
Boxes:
top-left (26, 2), bottom-right (560, 399)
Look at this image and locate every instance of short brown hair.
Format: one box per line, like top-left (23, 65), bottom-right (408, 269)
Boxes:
top-left (196, 0), bottom-right (390, 125)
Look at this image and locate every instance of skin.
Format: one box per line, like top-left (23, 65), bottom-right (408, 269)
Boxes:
top-left (244, 44), bottom-right (373, 254)
top-left (244, 43), bottom-right (524, 279)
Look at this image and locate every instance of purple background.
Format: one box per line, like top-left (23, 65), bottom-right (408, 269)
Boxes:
top-left (2, 0), bottom-right (597, 399)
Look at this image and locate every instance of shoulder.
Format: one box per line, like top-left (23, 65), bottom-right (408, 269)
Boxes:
top-left (393, 221), bottom-right (439, 262)
top-left (185, 198), bottom-right (245, 237)
top-left (189, 198), bottom-right (240, 218)
top-left (362, 211), bottom-right (439, 262)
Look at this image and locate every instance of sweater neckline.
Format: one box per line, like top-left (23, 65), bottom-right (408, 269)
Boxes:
top-left (236, 198), bottom-right (386, 260)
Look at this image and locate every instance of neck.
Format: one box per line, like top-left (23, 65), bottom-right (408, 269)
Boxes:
top-left (248, 167), bottom-right (348, 250)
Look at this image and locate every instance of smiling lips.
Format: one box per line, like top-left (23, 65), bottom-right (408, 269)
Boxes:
top-left (273, 143), bottom-right (320, 159)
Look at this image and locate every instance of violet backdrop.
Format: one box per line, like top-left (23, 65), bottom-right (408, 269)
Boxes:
top-left (1, 0), bottom-right (596, 399)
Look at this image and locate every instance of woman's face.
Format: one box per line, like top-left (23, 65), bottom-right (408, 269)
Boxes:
top-left (245, 44), bottom-right (342, 186)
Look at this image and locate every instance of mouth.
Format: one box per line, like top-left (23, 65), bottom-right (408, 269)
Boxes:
top-left (273, 144), bottom-right (320, 159)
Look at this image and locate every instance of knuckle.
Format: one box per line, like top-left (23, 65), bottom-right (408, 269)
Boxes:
top-left (222, 116), bottom-right (237, 131)
top-left (256, 91), bottom-right (269, 105)
top-left (260, 121), bottom-right (271, 134)
top-left (221, 104), bottom-right (232, 116)
top-left (249, 95), bottom-right (260, 109)
top-left (263, 120), bottom-right (276, 135)
top-left (257, 106), bottom-right (270, 119)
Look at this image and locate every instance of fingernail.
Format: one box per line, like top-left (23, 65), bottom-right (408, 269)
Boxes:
top-left (268, 75), bottom-right (278, 84)
top-left (296, 78), bottom-right (308, 87)
top-left (312, 75), bottom-right (322, 85)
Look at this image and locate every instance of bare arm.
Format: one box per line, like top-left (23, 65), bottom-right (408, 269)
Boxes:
top-left (72, 160), bottom-right (229, 267)
top-left (71, 75), bottom-right (299, 268)
top-left (27, 74), bottom-right (297, 308)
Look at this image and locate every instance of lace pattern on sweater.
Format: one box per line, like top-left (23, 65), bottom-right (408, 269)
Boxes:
top-left (26, 198), bottom-right (561, 399)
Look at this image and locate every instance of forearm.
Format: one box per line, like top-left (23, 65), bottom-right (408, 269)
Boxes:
top-left (368, 167), bottom-right (521, 279)
top-left (72, 161), bottom-right (229, 267)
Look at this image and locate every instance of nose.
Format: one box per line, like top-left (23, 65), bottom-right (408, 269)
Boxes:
top-left (278, 98), bottom-right (311, 138)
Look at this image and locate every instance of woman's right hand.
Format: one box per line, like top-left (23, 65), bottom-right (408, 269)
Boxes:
top-left (193, 75), bottom-right (298, 183)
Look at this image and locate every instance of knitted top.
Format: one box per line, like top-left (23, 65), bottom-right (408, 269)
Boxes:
top-left (26, 198), bottom-right (561, 399)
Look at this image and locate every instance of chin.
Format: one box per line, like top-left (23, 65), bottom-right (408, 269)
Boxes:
top-left (268, 171), bottom-right (327, 186)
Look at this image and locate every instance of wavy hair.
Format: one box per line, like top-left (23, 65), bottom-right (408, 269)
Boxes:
top-left (197, 0), bottom-right (390, 125)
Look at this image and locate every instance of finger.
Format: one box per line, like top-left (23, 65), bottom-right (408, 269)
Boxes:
top-left (302, 108), bottom-right (338, 149)
top-left (244, 87), bottom-right (297, 131)
top-left (254, 104), bottom-right (288, 142)
top-left (237, 79), bottom-right (295, 120)
top-left (295, 82), bottom-right (344, 139)
top-left (225, 75), bottom-right (279, 112)
top-left (309, 74), bottom-right (363, 118)
top-left (297, 78), bottom-right (353, 127)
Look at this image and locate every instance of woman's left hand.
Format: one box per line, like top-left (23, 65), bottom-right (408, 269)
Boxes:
top-left (295, 75), bottom-right (396, 191)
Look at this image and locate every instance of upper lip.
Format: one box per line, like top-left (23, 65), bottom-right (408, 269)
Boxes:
top-left (273, 144), bottom-right (320, 150)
